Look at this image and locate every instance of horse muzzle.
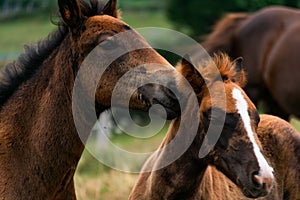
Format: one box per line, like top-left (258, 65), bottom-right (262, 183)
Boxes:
top-left (138, 83), bottom-right (181, 120)
top-left (241, 173), bottom-right (274, 198)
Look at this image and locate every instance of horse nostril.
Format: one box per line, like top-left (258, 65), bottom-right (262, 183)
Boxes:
top-left (262, 177), bottom-right (274, 193)
top-left (252, 174), bottom-right (273, 193)
top-left (252, 174), bottom-right (264, 188)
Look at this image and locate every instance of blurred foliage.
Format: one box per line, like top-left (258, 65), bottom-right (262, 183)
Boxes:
top-left (0, 0), bottom-right (166, 20)
top-left (166, 0), bottom-right (300, 36)
top-left (0, 0), bottom-right (56, 19)
top-left (119, 0), bottom-right (165, 11)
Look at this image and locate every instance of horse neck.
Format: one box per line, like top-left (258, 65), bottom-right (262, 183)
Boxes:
top-left (201, 27), bottom-right (235, 57)
top-left (201, 14), bottom-right (248, 57)
top-left (0, 34), bottom-right (90, 198)
top-left (131, 107), bottom-right (208, 199)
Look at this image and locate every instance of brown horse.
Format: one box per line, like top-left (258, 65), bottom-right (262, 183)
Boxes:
top-left (129, 54), bottom-right (274, 200)
top-left (0, 0), bottom-right (181, 199)
top-left (202, 6), bottom-right (300, 120)
top-left (199, 114), bottom-right (300, 199)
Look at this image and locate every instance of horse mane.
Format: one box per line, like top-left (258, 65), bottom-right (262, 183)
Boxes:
top-left (210, 53), bottom-right (247, 87)
top-left (0, 0), bottom-right (106, 109)
top-left (202, 13), bottom-right (249, 55)
top-left (178, 53), bottom-right (247, 87)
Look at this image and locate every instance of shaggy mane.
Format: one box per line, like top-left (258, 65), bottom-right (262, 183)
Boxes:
top-left (213, 53), bottom-right (246, 85)
top-left (178, 53), bottom-right (247, 89)
top-left (203, 53), bottom-right (247, 87)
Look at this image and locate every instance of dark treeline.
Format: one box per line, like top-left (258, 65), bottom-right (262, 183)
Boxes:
top-left (166, 0), bottom-right (300, 36)
top-left (0, 0), bottom-right (56, 18)
top-left (2, 0), bottom-right (299, 32)
top-left (0, 0), bottom-right (165, 19)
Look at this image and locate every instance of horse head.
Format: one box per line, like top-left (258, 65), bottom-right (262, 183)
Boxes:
top-left (178, 54), bottom-right (274, 198)
top-left (58, 0), bottom-right (180, 119)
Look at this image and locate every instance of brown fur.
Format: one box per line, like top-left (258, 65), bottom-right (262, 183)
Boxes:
top-left (0, 0), bottom-right (181, 199)
top-left (202, 6), bottom-right (300, 120)
top-left (199, 114), bottom-right (300, 200)
top-left (129, 54), bottom-right (272, 200)
top-left (202, 13), bottom-right (248, 56)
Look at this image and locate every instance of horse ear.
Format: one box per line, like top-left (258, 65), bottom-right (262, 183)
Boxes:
top-left (233, 57), bottom-right (243, 72)
top-left (101, 0), bottom-right (119, 18)
top-left (180, 54), bottom-right (204, 94)
top-left (232, 57), bottom-right (247, 87)
top-left (58, 0), bottom-right (82, 29)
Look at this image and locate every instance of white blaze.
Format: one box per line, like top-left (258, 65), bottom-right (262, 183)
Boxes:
top-left (232, 87), bottom-right (274, 179)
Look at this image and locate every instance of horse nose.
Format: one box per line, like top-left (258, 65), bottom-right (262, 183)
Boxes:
top-left (253, 174), bottom-right (274, 193)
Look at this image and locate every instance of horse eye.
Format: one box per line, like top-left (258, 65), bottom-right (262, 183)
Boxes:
top-left (100, 38), bottom-right (116, 50)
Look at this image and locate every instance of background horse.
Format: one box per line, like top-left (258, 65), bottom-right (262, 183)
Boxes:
top-left (202, 6), bottom-right (300, 120)
top-left (199, 114), bottom-right (300, 199)
top-left (0, 0), bottom-right (181, 198)
top-left (129, 54), bottom-right (274, 200)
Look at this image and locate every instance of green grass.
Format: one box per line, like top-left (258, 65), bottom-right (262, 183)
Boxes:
top-left (74, 123), bottom-right (169, 200)
top-left (291, 117), bottom-right (300, 131)
top-left (0, 10), bottom-right (172, 56)
top-left (0, 15), bottom-right (56, 54)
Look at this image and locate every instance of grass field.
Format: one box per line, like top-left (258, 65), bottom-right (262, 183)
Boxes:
top-left (0, 10), bottom-right (173, 55)
top-left (0, 14), bottom-right (56, 56)
top-left (1, 8), bottom-right (300, 200)
top-left (75, 121), bottom-right (169, 199)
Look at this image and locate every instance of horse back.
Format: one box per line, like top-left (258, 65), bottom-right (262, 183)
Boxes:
top-left (262, 21), bottom-right (300, 117)
top-left (258, 115), bottom-right (300, 200)
top-left (234, 6), bottom-right (299, 84)
top-left (237, 6), bottom-right (300, 42)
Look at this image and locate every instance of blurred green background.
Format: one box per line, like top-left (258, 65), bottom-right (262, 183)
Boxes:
top-left (1, 0), bottom-right (300, 199)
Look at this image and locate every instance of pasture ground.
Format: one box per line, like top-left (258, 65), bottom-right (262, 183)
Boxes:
top-left (1, 10), bottom-right (300, 200)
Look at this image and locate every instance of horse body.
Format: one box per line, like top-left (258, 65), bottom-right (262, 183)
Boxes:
top-left (129, 54), bottom-right (274, 200)
top-left (203, 6), bottom-right (300, 119)
top-left (199, 114), bottom-right (300, 200)
top-left (0, 0), bottom-right (181, 198)
top-left (0, 33), bottom-right (79, 198)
